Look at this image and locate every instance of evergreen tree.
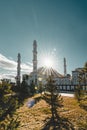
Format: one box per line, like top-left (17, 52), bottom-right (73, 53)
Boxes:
top-left (0, 82), bottom-right (20, 130)
top-left (83, 62), bottom-right (87, 92)
top-left (21, 79), bottom-right (30, 97)
top-left (42, 74), bottom-right (63, 128)
top-left (38, 81), bottom-right (43, 94)
top-left (75, 85), bottom-right (83, 101)
top-left (75, 62), bottom-right (87, 101)
top-left (84, 62), bottom-right (87, 72)
top-left (30, 81), bottom-right (36, 95)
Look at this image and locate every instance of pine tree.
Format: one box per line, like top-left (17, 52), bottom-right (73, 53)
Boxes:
top-left (30, 81), bottom-right (36, 95)
top-left (83, 62), bottom-right (87, 92)
top-left (21, 79), bottom-right (30, 97)
top-left (75, 62), bottom-right (87, 101)
top-left (0, 82), bottom-right (20, 129)
top-left (42, 74), bottom-right (63, 128)
top-left (38, 81), bottom-right (43, 94)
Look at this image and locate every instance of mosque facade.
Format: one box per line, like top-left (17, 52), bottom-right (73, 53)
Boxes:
top-left (22, 40), bottom-right (87, 91)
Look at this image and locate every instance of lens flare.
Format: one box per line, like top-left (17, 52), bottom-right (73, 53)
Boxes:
top-left (43, 56), bottom-right (54, 68)
top-left (38, 48), bottom-right (60, 71)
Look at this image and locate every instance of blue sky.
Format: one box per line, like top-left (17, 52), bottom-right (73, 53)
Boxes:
top-left (0, 0), bottom-right (87, 80)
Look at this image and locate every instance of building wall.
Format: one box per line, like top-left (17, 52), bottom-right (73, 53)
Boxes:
top-left (22, 67), bottom-right (87, 91)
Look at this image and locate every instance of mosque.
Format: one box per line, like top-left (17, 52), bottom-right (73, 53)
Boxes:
top-left (22, 40), bottom-right (87, 91)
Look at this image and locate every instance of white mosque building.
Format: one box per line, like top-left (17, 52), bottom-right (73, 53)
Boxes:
top-left (22, 40), bottom-right (87, 91)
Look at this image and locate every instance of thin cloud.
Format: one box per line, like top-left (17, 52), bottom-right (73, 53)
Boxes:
top-left (21, 63), bottom-right (33, 73)
top-left (2, 73), bottom-right (15, 79)
top-left (26, 62), bottom-right (33, 66)
top-left (0, 54), bottom-right (17, 70)
top-left (0, 54), bottom-right (33, 81)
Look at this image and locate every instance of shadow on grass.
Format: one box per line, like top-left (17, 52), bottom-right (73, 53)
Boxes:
top-left (42, 115), bottom-right (75, 130)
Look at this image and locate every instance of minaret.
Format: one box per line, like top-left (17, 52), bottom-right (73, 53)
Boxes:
top-left (64, 57), bottom-right (67, 76)
top-left (17, 53), bottom-right (21, 86)
top-left (33, 40), bottom-right (37, 84)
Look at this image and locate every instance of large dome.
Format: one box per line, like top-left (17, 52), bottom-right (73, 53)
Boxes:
top-left (37, 67), bottom-right (63, 78)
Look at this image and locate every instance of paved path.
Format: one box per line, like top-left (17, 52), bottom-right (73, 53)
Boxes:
top-left (60, 93), bottom-right (74, 97)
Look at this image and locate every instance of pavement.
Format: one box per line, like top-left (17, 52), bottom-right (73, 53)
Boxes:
top-left (60, 93), bottom-right (74, 97)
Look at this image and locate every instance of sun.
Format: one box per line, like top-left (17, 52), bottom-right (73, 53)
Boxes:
top-left (38, 49), bottom-right (58, 70)
top-left (43, 57), bottom-right (54, 68)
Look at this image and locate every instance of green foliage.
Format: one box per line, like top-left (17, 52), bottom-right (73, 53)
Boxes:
top-left (42, 75), bottom-right (63, 127)
top-left (75, 62), bottom-right (87, 101)
top-left (78, 95), bottom-right (87, 111)
top-left (78, 120), bottom-right (87, 130)
top-left (21, 80), bottom-right (30, 97)
top-left (84, 62), bottom-right (87, 71)
top-left (75, 85), bottom-right (84, 101)
top-left (0, 116), bottom-right (20, 130)
top-left (38, 82), bottom-right (43, 93)
top-left (30, 81), bottom-right (36, 95)
top-left (74, 62), bottom-right (87, 113)
top-left (0, 83), bottom-right (20, 129)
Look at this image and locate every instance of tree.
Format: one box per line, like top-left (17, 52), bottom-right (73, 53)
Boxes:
top-left (75, 62), bottom-right (87, 101)
top-left (75, 85), bottom-right (83, 101)
top-left (30, 81), bottom-right (36, 95)
top-left (42, 74), bottom-right (63, 128)
top-left (83, 62), bottom-right (87, 92)
top-left (84, 62), bottom-right (87, 71)
top-left (0, 83), bottom-right (20, 130)
top-left (21, 79), bottom-right (30, 97)
top-left (38, 81), bottom-right (43, 94)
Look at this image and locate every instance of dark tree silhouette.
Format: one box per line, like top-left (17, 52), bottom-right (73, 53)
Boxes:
top-left (30, 81), bottom-right (36, 95)
top-left (21, 79), bottom-right (30, 97)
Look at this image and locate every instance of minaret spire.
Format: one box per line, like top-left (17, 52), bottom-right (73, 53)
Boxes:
top-left (16, 53), bottom-right (21, 86)
top-left (33, 40), bottom-right (37, 85)
top-left (64, 57), bottom-right (67, 76)
top-left (33, 40), bottom-right (37, 72)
